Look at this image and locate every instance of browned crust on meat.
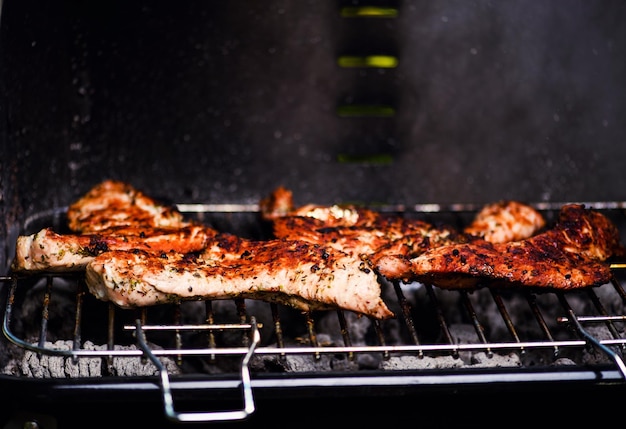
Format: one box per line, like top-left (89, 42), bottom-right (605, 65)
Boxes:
top-left (259, 186), bottom-right (295, 220)
top-left (262, 190), bottom-right (548, 276)
top-left (67, 180), bottom-right (189, 233)
top-left (86, 235), bottom-right (395, 319)
top-left (11, 225), bottom-right (216, 273)
top-left (377, 204), bottom-right (625, 290)
top-left (408, 239), bottom-right (612, 290)
top-left (270, 211), bottom-right (464, 259)
top-left (260, 186), bottom-right (381, 227)
top-left (464, 200), bottom-right (546, 243)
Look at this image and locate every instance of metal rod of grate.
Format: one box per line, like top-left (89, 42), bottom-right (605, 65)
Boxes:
top-left (3, 271), bottom-right (626, 377)
top-left (3, 202), bottom-right (626, 378)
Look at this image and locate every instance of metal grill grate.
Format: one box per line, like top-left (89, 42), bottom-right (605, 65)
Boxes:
top-left (2, 204), bottom-right (626, 422)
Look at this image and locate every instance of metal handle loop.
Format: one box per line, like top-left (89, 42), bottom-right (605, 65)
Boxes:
top-left (558, 305), bottom-right (626, 379)
top-left (134, 318), bottom-right (260, 423)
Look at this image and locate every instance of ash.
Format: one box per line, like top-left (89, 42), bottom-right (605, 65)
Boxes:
top-left (2, 340), bottom-right (181, 378)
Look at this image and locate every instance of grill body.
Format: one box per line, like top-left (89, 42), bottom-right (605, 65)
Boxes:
top-left (2, 206), bottom-right (626, 427)
top-left (2, 0), bottom-right (626, 426)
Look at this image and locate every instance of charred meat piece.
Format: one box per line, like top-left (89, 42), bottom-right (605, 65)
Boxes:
top-left (464, 200), bottom-right (546, 243)
top-left (261, 188), bottom-right (545, 266)
top-left (259, 185), bottom-right (295, 221)
top-left (262, 187), bottom-right (465, 262)
top-left (260, 186), bottom-right (379, 227)
top-left (288, 204), bottom-right (380, 228)
top-left (375, 204), bottom-right (625, 290)
top-left (12, 180), bottom-right (217, 274)
top-left (379, 200), bottom-right (545, 260)
top-left (67, 180), bottom-right (190, 233)
top-left (272, 214), bottom-right (464, 262)
top-left (85, 234), bottom-right (394, 319)
top-left (11, 225), bottom-right (216, 273)
top-left (263, 196), bottom-right (547, 287)
top-left (262, 187), bottom-right (545, 241)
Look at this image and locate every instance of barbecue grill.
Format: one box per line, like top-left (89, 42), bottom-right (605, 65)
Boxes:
top-left (3, 203), bottom-right (626, 427)
top-left (3, 0), bottom-right (626, 427)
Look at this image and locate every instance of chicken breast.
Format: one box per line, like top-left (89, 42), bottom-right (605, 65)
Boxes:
top-left (261, 188), bottom-right (545, 268)
top-left (375, 204), bottom-right (625, 290)
top-left (464, 200), bottom-right (546, 243)
top-left (260, 186), bottom-right (379, 226)
top-left (85, 234), bottom-right (395, 319)
top-left (271, 214), bottom-right (466, 266)
top-left (11, 225), bottom-right (215, 273)
top-left (67, 180), bottom-right (190, 233)
top-left (259, 185), bottom-right (296, 221)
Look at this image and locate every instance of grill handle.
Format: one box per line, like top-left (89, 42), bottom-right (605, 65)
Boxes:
top-left (556, 293), bottom-right (626, 379)
top-left (133, 318), bottom-right (260, 423)
top-left (567, 317), bottom-right (626, 378)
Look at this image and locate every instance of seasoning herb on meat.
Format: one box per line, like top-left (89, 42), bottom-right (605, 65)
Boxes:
top-left (375, 204), bottom-right (625, 290)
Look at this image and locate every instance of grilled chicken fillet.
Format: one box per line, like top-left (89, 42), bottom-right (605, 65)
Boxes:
top-left (262, 189), bottom-right (546, 277)
top-left (11, 225), bottom-right (215, 273)
top-left (67, 180), bottom-right (190, 233)
top-left (272, 215), bottom-right (461, 255)
top-left (12, 180), bottom-right (217, 274)
top-left (85, 234), bottom-right (394, 319)
top-left (260, 186), bottom-right (379, 227)
top-left (262, 187), bottom-right (545, 242)
top-left (262, 187), bottom-right (466, 262)
top-left (375, 204), bottom-right (625, 290)
top-left (463, 200), bottom-right (546, 243)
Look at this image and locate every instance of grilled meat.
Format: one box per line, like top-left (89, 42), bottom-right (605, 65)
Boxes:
top-left (15, 181), bottom-right (395, 319)
top-left (262, 187), bottom-right (465, 262)
top-left (67, 180), bottom-right (190, 233)
top-left (271, 214), bottom-right (465, 265)
top-left (371, 200), bottom-right (544, 271)
top-left (463, 200), bottom-right (546, 243)
top-left (289, 204), bottom-right (380, 228)
top-left (375, 204), bottom-right (625, 290)
top-left (261, 187), bottom-right (545, 242)
top-left (262, 189), bottom-right (545, 272)
top-left (85, 234), bottom-right (394, 319)
top-left (259, 185), bottom-right (295, 221)
top-left (12, 180), bottom-right (217, 274)
top-left (272, 215), bottom-right (457, 253)
top-left (11, 225), bottom-right (215, 273)
top-left (260, 186), bottom-right (379, 227)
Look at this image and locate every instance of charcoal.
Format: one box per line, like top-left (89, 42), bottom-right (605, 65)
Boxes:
top-left (380, 355), bottom-right (464, 370)
top-left (250, 353), bottom-right (359, 373)
top-left (470, 352), bottom-right (522, 368)
top-left (2, 340), bottom-right (181, 378)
